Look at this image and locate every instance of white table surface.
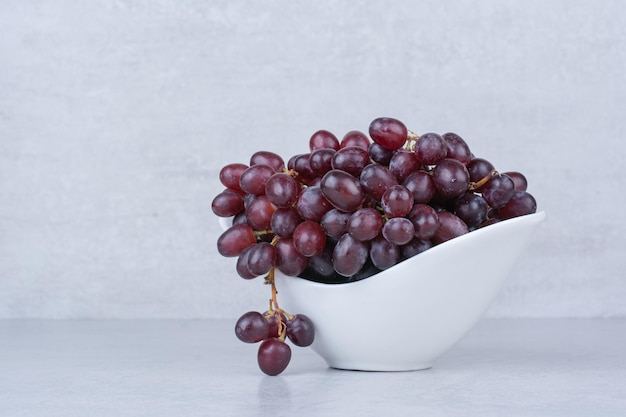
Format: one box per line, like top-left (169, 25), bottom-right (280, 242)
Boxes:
top-left (1, 318), bottom-right (625, 417)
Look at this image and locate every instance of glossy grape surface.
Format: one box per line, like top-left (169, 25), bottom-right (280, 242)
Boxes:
top-left (369, 117), bottom-right (407, 150)
top-left (257, 338), bottom-right (291, 376)
top-left (235, 311), bottom-right (269, 343)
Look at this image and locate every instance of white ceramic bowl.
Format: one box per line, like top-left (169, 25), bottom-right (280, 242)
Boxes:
top-left (275, 211), bottom-right (546, 371)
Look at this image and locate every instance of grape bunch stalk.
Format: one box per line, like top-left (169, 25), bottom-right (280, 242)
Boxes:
top-left (213, 117), bottom-right (537, 375)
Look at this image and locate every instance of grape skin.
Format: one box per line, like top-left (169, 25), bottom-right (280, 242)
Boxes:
top-left (347, 208), bottom-right (384, 242)
top-left (250, 151), bottom-right (285, 172)
top-left (217, 224), bottom-right (256, 257)
top-left (235, 311), bottom-right (269, 343)
top-left (286, 314), bottom-right (315, 347)
top-left (369, 117), bottom-right (408, 150)
top-left (292, 221), bottom-right (327, 257)
top-left (258, 338), bottom-right (291, 376)
top-left (274, 238), bottom-right (308, 276)
top-left (333, 233), bottom-right (369, 277)
top-left (211, 189), bottom-right (244, 218)
top-left (320, 169), bottom-right (366, 212)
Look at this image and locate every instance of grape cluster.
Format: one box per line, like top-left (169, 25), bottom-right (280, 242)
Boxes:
top-left (235, 307), bottom-right (314, 376)
top-left (213, 116), bottom-right (537, 375)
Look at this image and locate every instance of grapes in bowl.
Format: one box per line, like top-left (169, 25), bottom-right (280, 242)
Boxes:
top-left (213, 117), bottom-right (543, 374)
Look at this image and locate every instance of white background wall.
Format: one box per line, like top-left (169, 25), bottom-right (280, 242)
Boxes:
top-left (1, 0), bottom-right (624, 319)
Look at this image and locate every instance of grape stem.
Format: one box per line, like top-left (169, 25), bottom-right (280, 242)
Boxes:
top-left (265, 267), bottom-right (293, 340)
top-left (469, 169), bottom-right (498, 191)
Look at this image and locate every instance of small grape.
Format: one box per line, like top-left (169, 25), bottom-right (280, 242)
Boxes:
top-left (403, 170), bottom-right (436, 204)
top-left (270, 207), bottom-right (302, 238)
top-left (370, 235), bottom-right (400, 270)
top-left (340, 130), bottom-right (370, 150)
top-left (265, 173), bottom-right (301, 208)
top-left (309, 130), bottom-right (340, 151)
top-left (292, 221), bottom-right (327, 257)
top-left (291, 154), bottom-right (317, 180)
top-left (401, 237), bottom-right (432, 258)
top-left (432, 211), bottom-right (469, 244)
top-left (415, 133), bottom-right (447, 165)
top-left (250, 151), bottom-right (285, 172)
top-left (503, 171), bottom-right (528, 191)
top-left (381, 185), bottom-right (414, 218)
top-left (369, 117), bottom-right (408, 150)
top-left (467, 158), bottom-right (495, 189)
top-left (406, 204), bottom-right (439, 240)
top-left (331, 146), bottom-right (371, 177)
top-left (454, 192), bottom-right (489, 228)
top-left (360, 164), bottom-right (398, 200)
top-left (498, 191), bottom-right (537, 219)
top-left (333, 233), bottom-right (369, 277)
top-left (286, 314), bottom-right (315, 347)
top-left (382, 217), bottom-right (415, 245)
top-left (246, 242), bottom-right (277, 276)
top-left (219, 163), bottom-right (248, 193)
top-left (368, 142), bottom-right (395, 165)
top-left (235, 311), bottom-right (269, 343)
top-left (274, 238), bottom-right (308, 276)
top-left (245, 195), bottom-right (276, 231)
top-left (310, 148), bottom-right (336, 176)
top-left (347, 208), bottom-right (384, 242)
top-left (320, 209), bottom-right (351, 239)
top-left (389, 150), bottom-right (420, 183)
top-left (239, 164), bottom-right (276, 195)
top-left (443, 132), bottom-right (472, 165)
top-left (236, 245), bottom-right (258, 279)
top-left (481, 174), bottom-right (515, 208)
top-left (320, 169), bottom-right (365, 212)
top-left (296, 186), bottom-right (333, 222)
top-left (211, 189), bottom-right (244, 218)
top-left (432, 158), bottom-right (470, 199)
top-left (217, 224), bottom-right (256, 257)
top-left (258, 338), bottom-right (291, 376)
top-left (303, 242), bottom-right (336, 280)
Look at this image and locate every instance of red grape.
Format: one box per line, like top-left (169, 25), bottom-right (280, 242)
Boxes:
top-left (370, 235), bottom-right (399, 270)
top-left (211, 189), bottom-right (244, 217)
top-left (219, 163), bottom-right (248, 193)
top-left (309, 130), bottom-right (340, 151)
top-left (415, 133), bottom-right (447, 165)
top-left (331, 146), bottom-right (371, 177)
top-left (360, 164), bottom-right (398, 200)
top-left (265, 173), bottom-right (301, 208)
top-left (250, 151), bottom-right (285, 172)
top-left (286, 314), bottom-right (315, 347)
top-left (274, 238), bottom-right (308, 276)
top-left (235, 311), bottom-right (269, 343)
top-left (369, 117), bottom-right (408, 150)
top-left (258, 338), bottom-right (291, 376)
top-left (292, 220), bottom-right (326, 257)
top-left (320, 169), bottom-right (365, 212)
top-left (347, 208), bottom-right (384, 241)
top-left (217, 224), bottom-right (256, 257)
top-left (340, 130), bottom-right (370, 150)
top-left (432, 158), bottom-right (470, 199)
top-left (240, 164), bottom-right (275, 195)
top-left (333, 233), bottom-right (369, 277)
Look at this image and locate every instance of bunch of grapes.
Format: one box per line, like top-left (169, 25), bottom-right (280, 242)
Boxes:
top-left (213, 116), bottom-right (537, 375)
